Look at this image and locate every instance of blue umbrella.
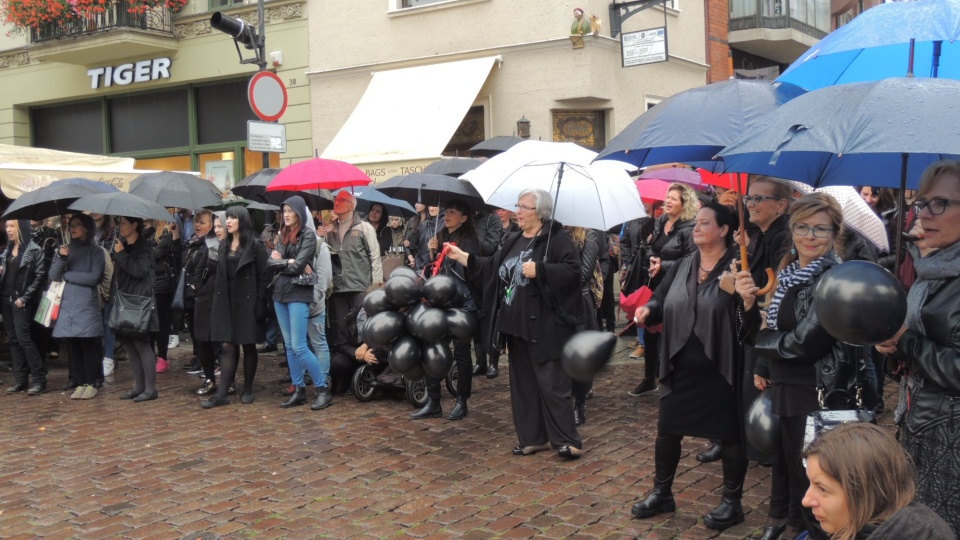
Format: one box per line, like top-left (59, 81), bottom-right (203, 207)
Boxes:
top-left (333, 187), bottom-right (417, 218)
top-left (594, 79), bottom-right (805, 169)
top-left (778, 0), bottom-right (960, 90)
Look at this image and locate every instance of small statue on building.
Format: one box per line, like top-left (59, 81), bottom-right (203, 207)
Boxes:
top-left (570, 8), bottom-right (602, 49)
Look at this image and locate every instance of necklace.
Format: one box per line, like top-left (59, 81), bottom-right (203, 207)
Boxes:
top-left (698, 259), bottom-right (719, 284)
top-left (504, 227), bottom-right (543, 301)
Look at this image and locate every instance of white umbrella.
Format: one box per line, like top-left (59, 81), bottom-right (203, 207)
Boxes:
top-left (784, 181), bottom-right (889, 252)
top-left (461, 141), bottom-right (645, 230)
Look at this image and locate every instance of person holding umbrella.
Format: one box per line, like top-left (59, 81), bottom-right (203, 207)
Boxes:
top-left (203, 206), bottom-right (270, 408)
top-left (444, 188), bottom-right (584, 459)
top-left (1, 219), bottom-right (48, 395)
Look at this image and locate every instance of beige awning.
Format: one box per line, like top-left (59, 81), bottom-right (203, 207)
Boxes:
top-left (321, 56), bottom-right (498, 167)
top-left (0, 144), bottom-right (140, 198)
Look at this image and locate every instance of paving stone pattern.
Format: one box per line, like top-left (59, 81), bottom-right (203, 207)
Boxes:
top-left (0, 337), bottom-right (897, 539)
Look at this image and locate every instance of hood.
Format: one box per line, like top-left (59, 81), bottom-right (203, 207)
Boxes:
top-left (281, 195), bottom-right (315, 237)
top-left (69, 213), bottom-right (97, 245)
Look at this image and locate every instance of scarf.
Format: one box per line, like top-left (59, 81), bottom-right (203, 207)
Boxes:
top-left (766, 253), bottom-right (831, 331)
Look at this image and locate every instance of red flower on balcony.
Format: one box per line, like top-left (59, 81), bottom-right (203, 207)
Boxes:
top-left (2, 0), bottom-right (75, 30)
top-left (125, 0), bottom-right (186, 15)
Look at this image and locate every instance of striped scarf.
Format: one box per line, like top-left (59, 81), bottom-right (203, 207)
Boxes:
top-left (766, 253), bottom-right (830, 331)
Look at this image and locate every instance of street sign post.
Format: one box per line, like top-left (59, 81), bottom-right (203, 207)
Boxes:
top-left (247, 121), bottom-right (287, 153)
top-left (622, 26), bottom-right (668, 68)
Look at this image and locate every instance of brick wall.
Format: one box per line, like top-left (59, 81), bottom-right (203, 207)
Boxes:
top-left (704, 0), bottom-right (732, 83)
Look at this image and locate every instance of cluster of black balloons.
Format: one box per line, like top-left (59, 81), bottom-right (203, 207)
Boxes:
top-left (361, 267), bottom-right (478, 380)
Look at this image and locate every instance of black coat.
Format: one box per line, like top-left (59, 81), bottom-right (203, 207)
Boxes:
top-left (855, 502), bottom-right (955, 539)
top-left (748, 214), bottom-right (791, 290)
top-left (644, 216), bottom-right (696, 291)
top-left (188, 236), bottom-right (218, 342)
top-left (210, 238), bottom-right (270, 345)
top-left (146, 228), bottom-right (181, 295)
top-left (467, 220), bottom-right (581, 363)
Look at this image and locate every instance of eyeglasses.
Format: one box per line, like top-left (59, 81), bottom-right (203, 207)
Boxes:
top-left (514, 204), bottom-right (535, 212)
top-left (913, 197), bottom-right (960, 215)
top-left (742, 195), bottom-right (783, 205)
top-left (791, 223), bottom-right (835, 238)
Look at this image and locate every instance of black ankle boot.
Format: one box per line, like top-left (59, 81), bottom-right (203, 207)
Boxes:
top-left (410, 397), bottom-right (442, 419)
top-left (311, 386), bottom-right (332, 410)
top-left (703, 482), bottom-right (745, 530)
top-left (574, 400), bottom-right (586, 426)
top-left (696, 442), bottom-right (723, 463)
top-left (447, 397), bottom-right (468, 420)
top-left (279, 386), bottom-right (307, 408)
top-left (472, 362), bottom-right (487, 376)
top-left (487, 357), bottom-right (499, 378)
top-left (631, 474), bottom-right (676, 518)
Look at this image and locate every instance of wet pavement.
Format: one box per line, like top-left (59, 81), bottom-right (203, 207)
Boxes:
top-left (0, 334), bottom-right (897, 539)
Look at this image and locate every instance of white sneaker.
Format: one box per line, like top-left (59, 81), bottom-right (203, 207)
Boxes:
top-left (103, 357), bottom-right (115, 377)
top-left (168, 334), bottom-right (180, 349)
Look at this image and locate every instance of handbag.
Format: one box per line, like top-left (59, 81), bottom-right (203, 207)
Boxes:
top-left (291, 265), bottom-right (318, 287)
top-left (619, 280), bottom-right (663, 334)
top-left (34, 280), bottom-right (66, 328)
top-left (109, 289), bottom-right (159, 339)
top-left (803, 355), bottom-right (877, 451)
top-left (170, 268), bottom-right (186, 312)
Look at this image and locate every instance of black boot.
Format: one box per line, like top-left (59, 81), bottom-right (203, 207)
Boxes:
top-left (311, 386), bottom-right (333, 410)
top-left (410, 397), bottom-right (442, 419)
top-left (631, 474), bottom-right (675, 518)
top-left (703, 482), bottom-right (745, 530)
top-left (696, 442), bottom-right (723, 463)
top-left (279, 386), bottom-right (307, 408)
top-left (447, 397), bottom-right (468, 420)
top-left (472, 361), bottom-right (487, 377)
top-left (486, 357), bottom-right (499, 379)
top-left (574, 400), bottom-right (586, 426)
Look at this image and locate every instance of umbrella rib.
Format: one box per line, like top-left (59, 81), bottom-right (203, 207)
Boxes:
top-left (829, 48), bottom-right (865, 87)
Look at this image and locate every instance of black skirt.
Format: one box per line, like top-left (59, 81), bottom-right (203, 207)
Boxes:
top-left (659, 335), bottom-right (741, 441)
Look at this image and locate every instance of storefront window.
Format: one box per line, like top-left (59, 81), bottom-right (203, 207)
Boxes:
top-left (196, 80), bottom-right (257, 145)
top-left (110, 89), bottom-right (189, 153)
top-left (33, 101), bottom-right (104, 154)
top-left (552, 110), bottom-right (606, 152)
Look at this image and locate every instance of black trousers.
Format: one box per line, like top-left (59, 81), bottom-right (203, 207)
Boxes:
top-left (65, 337), bottom-right (100, 386)
top-left (152, 292), bottom-right (173, 359)
top-left (1, 296), bottom-right (46, 385)
top-left (328, 292), bottom-right (365, 349)
top-left (643, 329), bottom-right (660, 380)
top-left (507, 336), bottom-right (581, 449)
top-left (426, 338), bottom-right (472, 401)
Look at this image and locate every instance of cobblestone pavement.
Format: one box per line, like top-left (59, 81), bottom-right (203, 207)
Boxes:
top-left (0, 334), bottom-right (897, 539)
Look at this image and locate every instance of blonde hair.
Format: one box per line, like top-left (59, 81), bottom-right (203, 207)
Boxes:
top-left (803, 423), bottom-right (916, 540)
top-left (667, 182), bottom-right (699, 222)
top-left (778, 193), bottom-right (844, 271)
top-left (916, 160), bottom-right (960, 201)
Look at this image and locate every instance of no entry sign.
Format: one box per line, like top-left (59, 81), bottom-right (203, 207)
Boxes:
top-left (248, 71), bottom-right (288, 122)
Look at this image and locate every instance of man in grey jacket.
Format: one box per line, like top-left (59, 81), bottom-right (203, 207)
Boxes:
top-left (324, 191), bottom-right (383, 348)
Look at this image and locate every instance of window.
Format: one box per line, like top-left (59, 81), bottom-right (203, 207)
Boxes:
top-left (196, 80), bottom-right (257, 145)
top-left (552, 110), bottom-right (606, 152)
top-left (401, 0), bottom-right (452, 7)
top-left (33, 101), bottom-right (105, 154)
top-left (109, 89), bottom-right (189, 153)
top-left (208, 0), bottom-right (243, 10)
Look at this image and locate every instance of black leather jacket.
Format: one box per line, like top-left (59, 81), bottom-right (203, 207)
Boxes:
top-left (752, 255), bottom-right (868, 399)
top-left (643, 216), bottom-right (695, 290)
top-left (1, 240), bottom-right (46, 305)
top-left (895, 273), bottom-right (960, 434)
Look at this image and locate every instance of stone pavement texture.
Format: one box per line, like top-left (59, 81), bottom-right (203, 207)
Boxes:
top-left (0, 335), bottom-right (897, 539)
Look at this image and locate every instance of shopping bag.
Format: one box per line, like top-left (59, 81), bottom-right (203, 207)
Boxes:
top-left (34, 281), bottom-right (65, 328)
top-left (620, 285), bottom-right (662, 334)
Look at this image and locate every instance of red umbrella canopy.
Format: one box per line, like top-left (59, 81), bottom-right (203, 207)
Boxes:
top-left (696, 168), bottom-right (749, 191)
top-left (635, 179), bottom-right (672, 202)
top-left (266, 158), bottom-right (373, 192)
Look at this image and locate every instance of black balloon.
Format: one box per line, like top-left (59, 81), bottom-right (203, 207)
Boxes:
top-left (421, 341), bottom-right (453, 378)
top-left (362, 289), bottom-right (393, 317)
top-left (410, 308), bottom-right (448, 343)
top-left (362, 311), bottom-right (406, 349)
top-left (385, 275), bottom-right (422, 308)
top-left (814, 261), bottom-right (907, 346)
top-left (405, 363), bottom-right (426, 381)
top-left (390, 266), bottom-right (420, 283)
top-left (448, 287), bottom-right (466, 309)
top-left (745, 391), bottom-right (780, 456)
top-left (405, 302), bottom-right (428, 335)
top-left (446, 308), bottom-right (478, 341)
top-left (389, 336), bottom-right (422, 374)
top-left (422, 275), bottom-right (459, 308)
top-left (561, 331), bottom-right (617, 383)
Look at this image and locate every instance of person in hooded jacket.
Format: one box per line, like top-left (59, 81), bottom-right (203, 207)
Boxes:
top-left (50, 213), bottom-right (106, 400)
top-left (411, 199), bottom-right (481, 421)
top-left (203, 206), bottom-right (270, 408)
top-left (268, 196), bottom-right (332, 411)
top-left (1, 219), bottom-right (48, 395)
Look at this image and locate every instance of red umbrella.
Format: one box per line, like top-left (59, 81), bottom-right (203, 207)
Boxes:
top-left (266, 158), bottom-right (373, 192)
top-left (696, 168), bottom-right (747, 190)
top-left (635, 179), bottom-right (672, 202)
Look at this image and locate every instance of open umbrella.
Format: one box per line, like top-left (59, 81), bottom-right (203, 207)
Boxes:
top-left (636, 179), bottom-right (672, 202)
top-left (333, 188), bottom-right (416, 218)
top-left (2, 178), bottom-right (119, 221)
top-left (778, 0), bottom-right (960, 90)
top-left (267, 158), bottom-right (373, 192)
top-left (231, 168), bottom-right (331, 209)
top-left (378, 173), bottom-right (485, 210)
top-left (638, 166), bottom-right (701, 186)
top-left (783, 181), bottom-right (890, 252)
top-left (422, 157), bottom-right (484, 178)
top-left (469, 136), bottom-right (526, 158)
top-left (69, 192), bottom-right (173, 222)
top-left (462, 140), bottom-right (645, 231)
top-left (130, 171), bottom-right (222, 209)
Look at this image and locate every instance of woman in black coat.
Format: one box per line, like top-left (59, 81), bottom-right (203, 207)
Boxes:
top-left (144, 220), bottom-right (181, 373)
top-left (2, 219), bottom-right (48, 395)
top-left (632, 203), bottom-right (751, 531)
top-left (446, 188), bottom-right (584, 459)
top-left (203, 206), bottom-right (269, 408)
top-left (113, 216), bottom-right (160, 402)
top-left (185, 210), bottom-right (219, 396)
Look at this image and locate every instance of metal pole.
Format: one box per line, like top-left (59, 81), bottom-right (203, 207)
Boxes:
top-left (258, 0), bottom-right (270, 170)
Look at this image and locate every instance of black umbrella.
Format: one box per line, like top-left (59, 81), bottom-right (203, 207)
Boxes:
top-left (130, 171), bottom-right (223, 209)
top-left (469, 136), bottom-right (526, 158)
top-left (69, 192), bottom-right (173, 222)
top-left (422, 158), bottom-right (484, 178)
top-left (377, 173), bottom-right (485, 210)
top-left (232, 168), bottom-right (331, 210)
top-left (2, 178), bottom-right (119, 221)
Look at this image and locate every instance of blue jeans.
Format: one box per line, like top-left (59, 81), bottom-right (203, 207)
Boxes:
top-left (307, 311), bottom-right (330, 386)
top-left (102, 301), bottom-right (116, 359)
top-left (274, 301), bottom-right (324, 388)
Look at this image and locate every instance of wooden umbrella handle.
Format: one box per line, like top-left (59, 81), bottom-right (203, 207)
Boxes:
top-left (757, 268), bottom-right (776, 296)
top-left (735, 172), bottom-right (775, 297)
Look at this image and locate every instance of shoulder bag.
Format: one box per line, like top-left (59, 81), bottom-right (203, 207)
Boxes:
top-left (802, 352), bottom-right (877, 451)
top-left (109, 289), bottom-right (159, 339)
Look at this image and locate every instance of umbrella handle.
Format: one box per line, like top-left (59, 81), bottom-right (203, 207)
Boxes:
top-left (757, 268), bottom-right (776, 296)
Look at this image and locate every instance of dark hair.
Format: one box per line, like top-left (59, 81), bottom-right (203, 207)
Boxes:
top-left (857, 186), bottom-right (897, 215)
top-left (437, 198), bottom-right (475, 246)
top-left (225, 205), bottom-right (256, 248)
top-left (279, 204), bottom-right (302, 246)
top-left (699, 201), bottom-right (736, 246)
top-left (120, 216), bottom-right (144, 237)
top-left (367, 202), bottom-right (387, 232)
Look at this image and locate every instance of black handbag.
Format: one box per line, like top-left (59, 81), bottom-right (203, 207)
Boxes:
top-left (803, 353), bottom-right (877, 451)
top-left (109, 290), bottom-right (159, 339)
top-left (291, 265), bottom-right (318, 287)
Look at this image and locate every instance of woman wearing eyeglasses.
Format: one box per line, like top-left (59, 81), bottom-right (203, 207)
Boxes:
top-left (735, 193), bottom-right (862, 540)
top-left (875, 161), bottom-right (960, 537)
top-left (444, 188), bottom-right (584, 459)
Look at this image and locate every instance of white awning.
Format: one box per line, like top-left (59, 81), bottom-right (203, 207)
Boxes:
top-left (321, 56), bottom-right (499, 166)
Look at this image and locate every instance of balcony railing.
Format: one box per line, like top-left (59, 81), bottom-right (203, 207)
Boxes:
top-left (729, 0), bottom-right (829, 40)
top-left (30, 1), bottom-right (174, 44)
